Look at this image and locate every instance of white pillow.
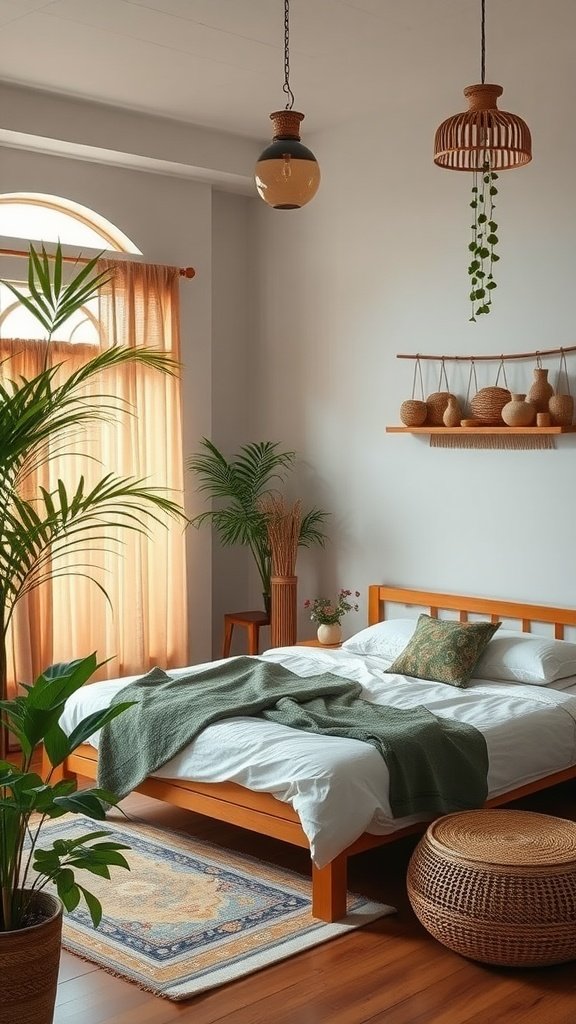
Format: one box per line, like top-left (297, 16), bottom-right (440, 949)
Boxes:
top-left (472, 630), bottom-right (576, 685)
top-left (342, 618), bottom-right (417, 660)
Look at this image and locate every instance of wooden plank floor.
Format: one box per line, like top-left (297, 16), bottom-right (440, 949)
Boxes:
top-left (53, 781), bottom-right (576, 1024)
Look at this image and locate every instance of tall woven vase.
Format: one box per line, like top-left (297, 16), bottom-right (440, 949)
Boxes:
top-left (259, 496), bottom-right (302, 649)
top-left (527, 367), bottom-right (554, 414)
top-left (271, 575), bottom-right (298, 647)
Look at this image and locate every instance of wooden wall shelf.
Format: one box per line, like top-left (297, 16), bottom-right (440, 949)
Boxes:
top-left (386, 426), bottom-right (576, 436)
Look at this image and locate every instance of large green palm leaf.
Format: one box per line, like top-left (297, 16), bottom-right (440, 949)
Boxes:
top-left (0, 245), bottom-right (187, 729)
top-left (0, 475), bottom-right (181, 630)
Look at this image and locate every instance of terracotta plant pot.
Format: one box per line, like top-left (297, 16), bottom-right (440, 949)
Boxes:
top-left (1, 891), bottom-right (63, 1024)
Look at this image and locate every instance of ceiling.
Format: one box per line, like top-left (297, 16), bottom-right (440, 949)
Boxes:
top-left (0, 0), bottom-right (554, 141)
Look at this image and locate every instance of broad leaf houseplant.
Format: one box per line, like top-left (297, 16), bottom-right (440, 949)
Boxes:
top-left (0, 655), bottom-right (132, 1023)
top-left (0, 244), bottom-right (185, 1024)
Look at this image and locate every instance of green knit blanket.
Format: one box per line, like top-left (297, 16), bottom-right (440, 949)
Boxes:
top-left (97, 657), bottom-right (488, 818)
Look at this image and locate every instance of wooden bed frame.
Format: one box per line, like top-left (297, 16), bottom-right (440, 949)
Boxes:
top-left (51, 585), bottom-right (576, 922)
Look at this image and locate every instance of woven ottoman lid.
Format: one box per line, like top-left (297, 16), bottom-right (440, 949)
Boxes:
top-left (428, 809), bottom-right (576, 866)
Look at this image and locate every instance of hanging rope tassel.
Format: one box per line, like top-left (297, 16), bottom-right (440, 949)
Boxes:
top-left (430, 434), bottom-right (555, 450)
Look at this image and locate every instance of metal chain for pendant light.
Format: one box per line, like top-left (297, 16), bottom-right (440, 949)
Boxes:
top-left (480, 0), bottom-right (486, 84)
top-left (283, 0), bottom-right (295, 110)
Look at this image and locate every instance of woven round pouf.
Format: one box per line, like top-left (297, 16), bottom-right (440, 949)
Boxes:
top-left (407, 809), bottom-right (576, 967)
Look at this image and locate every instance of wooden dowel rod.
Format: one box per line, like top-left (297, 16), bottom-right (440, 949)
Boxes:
top-left (0, 246), bottom-right (195, 279)
top-left (397, 346), bottom-right (576, 362)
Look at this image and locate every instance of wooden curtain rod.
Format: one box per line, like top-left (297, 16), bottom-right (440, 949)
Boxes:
top-left (397, 346), bottom-right (576, 362)
top-left (0, 246), bottom-right (195, 279)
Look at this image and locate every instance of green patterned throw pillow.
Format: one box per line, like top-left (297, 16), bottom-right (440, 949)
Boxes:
top-left (386, 614), bottom-right (500, 688)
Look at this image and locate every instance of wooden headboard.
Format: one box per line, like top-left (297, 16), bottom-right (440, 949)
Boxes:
top-left (368, 585), bottom-right (576, 641)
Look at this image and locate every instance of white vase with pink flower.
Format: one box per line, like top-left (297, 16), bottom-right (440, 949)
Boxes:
top-left (303, 589), bottom-right (360, 646)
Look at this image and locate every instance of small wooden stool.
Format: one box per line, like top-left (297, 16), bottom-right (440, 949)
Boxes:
top-left (222, 610), bottom-right (270, 658)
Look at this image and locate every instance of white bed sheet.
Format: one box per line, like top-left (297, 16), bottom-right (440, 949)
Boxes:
top-left (58, 646), bottom-right (576, 868)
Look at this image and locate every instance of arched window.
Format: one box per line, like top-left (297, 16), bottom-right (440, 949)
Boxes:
top-left (0, 192), bottom-right (141, 252)
top-left (1, 193), bottom-right (187, 696)
top-left (0, 192), bottom-right (141, 343)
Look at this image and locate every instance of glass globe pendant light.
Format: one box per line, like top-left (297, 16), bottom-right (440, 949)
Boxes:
top-left (255, 0), bottom-right (320, 210)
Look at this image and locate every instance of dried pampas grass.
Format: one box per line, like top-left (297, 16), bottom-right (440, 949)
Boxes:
top-left (258, 496), bottom-right (301, 647)
top-left (259, 496), bottom-right (302, 576)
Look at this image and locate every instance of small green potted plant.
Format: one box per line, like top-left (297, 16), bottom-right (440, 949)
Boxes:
top-left (188, 439), bottom-right (329, 614)
top-left (0, 653), bottom-right (133, 1024)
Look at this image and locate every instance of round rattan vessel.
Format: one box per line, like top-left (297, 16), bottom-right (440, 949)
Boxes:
top-left (426, 391), bottom-right (452, 426)
top-left (407, 809), bottom-right (576, 967)
top-left (470, 386), bottom-right (510, 425)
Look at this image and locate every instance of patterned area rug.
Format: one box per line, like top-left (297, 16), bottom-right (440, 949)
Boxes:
top-left (40, 815), bottom-right (395, 1000)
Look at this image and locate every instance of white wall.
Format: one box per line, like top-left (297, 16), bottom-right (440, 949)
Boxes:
top-left (252, 87), bottom-right (576, 639)
top-left (210, 190), bottom-right (267, 654)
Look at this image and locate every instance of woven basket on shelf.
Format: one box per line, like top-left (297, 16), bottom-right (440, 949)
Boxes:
top-left (407, 808), bottom-right (576, 967)
top-left (400, 399), bottom-right (427, 427)
top-left (426, 391), bottom-right (453, 426)
top-left (400, 357), bottom-right (428, 426)
top-left (470, 386), bottom-right (510, 425)
top-left (550, 350), bottom-right (574, 426)
top-left (426, 360), bottom-right (455, 426)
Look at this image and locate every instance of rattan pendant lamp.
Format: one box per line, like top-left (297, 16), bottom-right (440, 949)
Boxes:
top-left (434, 0), bottom-right (532, 171)
top-left (255, 0), bottom-right (320, 209)
top-left (434, 0), bottom-right (531, 320)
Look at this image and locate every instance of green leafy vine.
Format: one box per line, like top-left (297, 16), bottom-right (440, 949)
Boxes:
top-left (468, 160), bottom-right (499, 321)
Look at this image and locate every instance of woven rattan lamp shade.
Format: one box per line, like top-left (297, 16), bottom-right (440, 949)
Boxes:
top-left (434, 83), bottom-right (532, 171)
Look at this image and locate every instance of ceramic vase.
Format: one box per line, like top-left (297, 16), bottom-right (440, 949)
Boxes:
top-left (527, 368), bottom-right (554, 414)
top-left (442, 395), bottom-right (462, 427)
top-left (317, 622), bottom-right (342, 646)
top-left (501, 394), bottom-right (536, 427)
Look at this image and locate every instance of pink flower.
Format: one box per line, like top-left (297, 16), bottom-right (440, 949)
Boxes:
top-left (303, 589), bottom-right (360, 625)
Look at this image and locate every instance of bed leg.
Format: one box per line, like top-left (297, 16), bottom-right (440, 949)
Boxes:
top-left (312, 855), bottom-right (348, 922)
top-left (42, 747), bottom-right (74, 783)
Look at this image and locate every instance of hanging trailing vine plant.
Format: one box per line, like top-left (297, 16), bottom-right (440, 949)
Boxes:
top-left (468, 160), bottom-right (499, 321)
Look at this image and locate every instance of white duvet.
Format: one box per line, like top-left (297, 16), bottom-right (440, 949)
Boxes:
top-left (58, 646), bottom-right (576, 868)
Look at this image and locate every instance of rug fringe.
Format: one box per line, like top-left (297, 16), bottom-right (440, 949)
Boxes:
top-left (430, 434), bottom-right (555, 450)
top-left (60, 938), bottom-right (172, 999)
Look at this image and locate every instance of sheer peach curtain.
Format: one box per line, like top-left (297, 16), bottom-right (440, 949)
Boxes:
top-left (3, 260), bottom-right (188, 696)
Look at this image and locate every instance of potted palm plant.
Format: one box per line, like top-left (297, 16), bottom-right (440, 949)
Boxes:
top-left (0, 243), bottom-right (184, 743)
top-left (0, 243), bottom-right (186, 1023)
top-left (188, 438), bottom-right (329, 614)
